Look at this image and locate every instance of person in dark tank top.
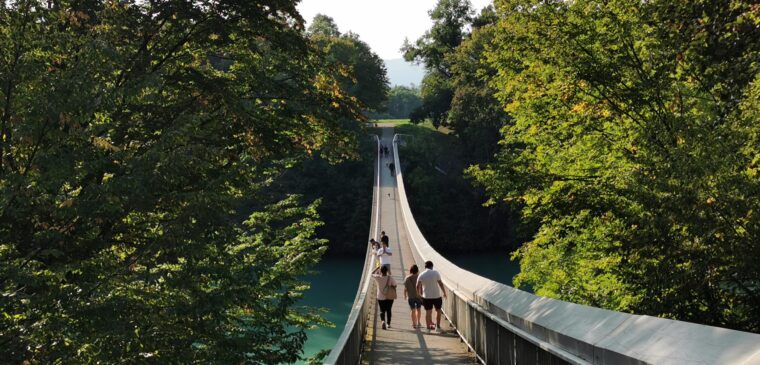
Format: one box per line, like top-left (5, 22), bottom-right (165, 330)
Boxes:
top-left (404, 264), bottom-right (422, 329)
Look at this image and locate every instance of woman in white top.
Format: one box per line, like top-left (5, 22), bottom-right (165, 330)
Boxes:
top-left (373, 265), bottom-right (397, 329)
top-left (376, 241), bottom-right (393, 275)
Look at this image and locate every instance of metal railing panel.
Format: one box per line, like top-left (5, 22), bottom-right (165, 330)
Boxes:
top-left (496, 324), bottom-right (516, 365)
top-left (485, 313), bottom-right (500, 364)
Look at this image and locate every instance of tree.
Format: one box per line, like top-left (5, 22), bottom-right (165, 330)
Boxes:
top-left (402, 0), bottom-right (474, 127)
top-left (269, 139), bottom-right (375, 256)
top-left (307, 13), bottom-right (341, 38)
top-left (397, 123), bottom-right (518, 254)
top-left (413, 71), bottom-right (454, 128)
top-left (385, 85), bottom-right (422, 119)
top-left (448, 5), bottom-right (506, 163)
top-left (402, 0), bottom-right (474, 76)
top-left (309, 17), bottom-right (389, 112)
top-left (395, 2), bottom-right (519, 256)
top-left (0, 0), bottom-right (365, 363)
top-left (472, 0), bottom-right (760, 332)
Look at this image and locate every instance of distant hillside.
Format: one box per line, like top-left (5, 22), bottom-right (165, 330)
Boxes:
top-left (384, 58), bottom-right (425, 87)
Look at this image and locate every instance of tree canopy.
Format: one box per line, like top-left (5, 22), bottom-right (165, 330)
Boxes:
top-left (470, 0), bottom-right (760, 331)
top-left (309, 15), bottom-right (390, 112)
top-left (447, 5), bottom-right (506, 164)
top-left (405, 0), bottom-right (760, 334)
top-left (385, 85), bottom-right (423, 119)
top-left (0, 0), bottom-right (369, 363)
top-left (402, 0), bottom-right (474, 76)
top-left (307, 14), bottom-right (341, 38)
top-left (402, 0), bottom-right (474, 128)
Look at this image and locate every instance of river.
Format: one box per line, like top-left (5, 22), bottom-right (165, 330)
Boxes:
top-left (297, 257), bottom-right (364, 364)
top-left (296, 251), bottom-right (520, 363)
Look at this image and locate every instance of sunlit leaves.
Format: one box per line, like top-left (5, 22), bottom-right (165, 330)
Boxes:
top-left (0, 0), bottom-right (364, 363)
top-left (308, 23), bottom-right (390, 113)
top-left (478, 0), bottom-right (760, 331)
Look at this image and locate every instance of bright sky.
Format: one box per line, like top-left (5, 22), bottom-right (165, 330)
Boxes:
top-left (297, 0), bottom-right (494, 59)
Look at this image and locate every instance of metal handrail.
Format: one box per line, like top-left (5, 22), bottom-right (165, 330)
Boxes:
top-left (322, 136), bottom-right (381, 365)
top-left (390, 134), bottom-right (760, 365)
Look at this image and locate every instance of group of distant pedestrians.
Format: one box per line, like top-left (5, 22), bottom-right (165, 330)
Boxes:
top-left (370, 232), bottom-right (447, 331)
top-left (379, 144), bottom-right (390, 157)
top-left (380, 144), bottom-right (395, 176)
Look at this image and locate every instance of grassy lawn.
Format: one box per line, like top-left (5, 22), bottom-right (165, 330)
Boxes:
top-left (370, 119), bottom-right (451, 133)
top-left (370, 118), bottom-right (410, 125)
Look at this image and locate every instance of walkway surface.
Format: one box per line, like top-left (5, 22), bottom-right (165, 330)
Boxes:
top-left (362, 126), bottom-right (476, 365)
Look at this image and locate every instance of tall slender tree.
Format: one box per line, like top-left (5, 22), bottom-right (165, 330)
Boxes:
top-left (448, 5), bottom-right (506, 164)
top-left (402, 0), bottom-right (474, 128)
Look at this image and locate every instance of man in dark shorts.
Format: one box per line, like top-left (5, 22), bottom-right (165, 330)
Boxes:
top-left (403, 264), bottom-right (422, 328)
top-left (416, 261), bottom-right (447, 331)
top-left (388, 162), bottom-right (395, 176)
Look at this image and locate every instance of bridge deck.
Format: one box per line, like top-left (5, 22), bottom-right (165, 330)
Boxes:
top-left (362, 127), bottom-right (476, 365)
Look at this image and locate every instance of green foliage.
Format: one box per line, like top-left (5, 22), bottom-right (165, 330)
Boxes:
top-left (306, 349), bottom-right (331, 365)
top-left (404, 1), bottom-right (507, 158)
top-left (267, 135), bottom-right (375, 256)
top-left (309, 19), bottom-right (390, 112)
top-left (473, 0), bottom-right (760, 331)
top-left (402, 0), bottom-right (474, 76)
top-left (397, 124), bottom-right (518, 253)
top-left (411, 71), bottom-right (454, 128)
top-left (448, 6), bottom-right (507, 164)
top-left (307, 14), bottom-right (341, 38)
top-left (402, 0), bottom-right (474, 128)
top-left (0, 0), bottom-right (366, 363)
top-left (374, 85), bottom-right (422, 119)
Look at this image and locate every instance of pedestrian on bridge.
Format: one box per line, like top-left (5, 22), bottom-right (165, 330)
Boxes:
top-left (380, 231), bottom-right (389, 246)
top-left (404, 264), bottom-right (423, 329)
top-left (376, 240), bottom-right (393, 275)
top-left (388, 162), bottom-right (395, 176)
top-left (370, 238), bottom-right (381, 270)
top-left (373, 265), bottom-right (397, 330)
top-left (417, 261), bottom-right (447, 331)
